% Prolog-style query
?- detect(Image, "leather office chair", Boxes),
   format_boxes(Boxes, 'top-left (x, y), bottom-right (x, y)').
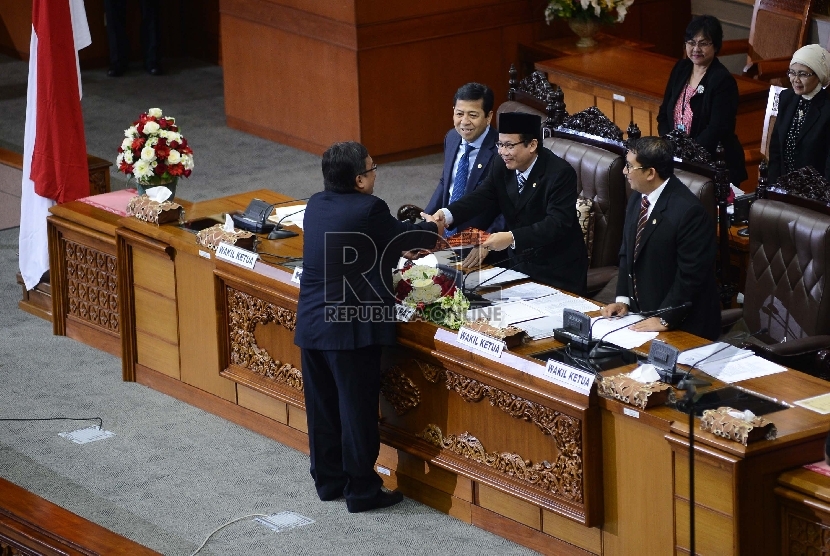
top-left (719, 0), bottom-right (814, 83)
top-left (722, 193), bottom-right (830, 377)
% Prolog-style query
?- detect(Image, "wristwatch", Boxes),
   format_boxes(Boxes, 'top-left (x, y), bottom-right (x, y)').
top-left (659, 317), bottom-right (669, 328)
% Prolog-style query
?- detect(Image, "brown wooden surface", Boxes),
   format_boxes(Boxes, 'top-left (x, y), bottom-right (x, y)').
top-left (776, 467), bottom-right (830, 555)
top-left (0, 477), bottom-right (160, 555)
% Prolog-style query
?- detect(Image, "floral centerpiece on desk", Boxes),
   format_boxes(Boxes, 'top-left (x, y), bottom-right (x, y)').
top-left (545, 0), bottom-right (636, 48)
top-left (116, 108), bottom-right (194, 198)
top-left (393, 264), bottom-right (469, 330)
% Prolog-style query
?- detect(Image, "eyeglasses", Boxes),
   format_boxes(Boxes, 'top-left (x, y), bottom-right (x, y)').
top-left (495, 141), bottom-right (528, 151)
top-left (623, 162), bottom-right (648, 172)
top-left (685, 39), bottom-right (713, 48)
top-left (356, 163), bottom-right (378, 176)
top-left (787, 70), bottom-right (816, 79)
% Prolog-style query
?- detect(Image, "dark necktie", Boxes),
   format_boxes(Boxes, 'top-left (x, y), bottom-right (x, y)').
top-left (445, 143), bottom-right (475, 237)
top-left (517, 173), bottom-right (527, 195)
top-left (633, 195), bottom-right (650, 301)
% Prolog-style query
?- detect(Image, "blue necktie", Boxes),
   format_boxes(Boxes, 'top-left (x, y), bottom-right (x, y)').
top-left (446, 143), bottom-right (474, 237)
top-left (517, 173), bottom-right (526, 195)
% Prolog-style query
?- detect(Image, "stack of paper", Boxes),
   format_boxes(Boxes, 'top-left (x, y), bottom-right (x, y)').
top-left (464, 268), bottom-right (529, 289)
top-left (268, 204), bottom-right (306, 229)
top-left (679, 342), bottom-right (786, 383)
top-left (589, 315), bottom-right (657, 349)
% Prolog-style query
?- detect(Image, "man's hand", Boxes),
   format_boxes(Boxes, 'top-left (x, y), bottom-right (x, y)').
top-left (482, 232), bottom-right (513, 252)
top-left (401, 248), bottom-right (432, 261)
top-left (628, 317), bottom-right (668, 333)
top-left (461, 245), bottom-right (489, 270)
top-left (421, 212), bottom-right (444, 237)
top-left (601, 302), bottom-right (629, 318)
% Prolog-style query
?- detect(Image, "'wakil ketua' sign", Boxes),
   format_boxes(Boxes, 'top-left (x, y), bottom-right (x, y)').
top-left (543, 359), bottom-right (595, 396)
top-left (456, 326), bottom-right (505, 358)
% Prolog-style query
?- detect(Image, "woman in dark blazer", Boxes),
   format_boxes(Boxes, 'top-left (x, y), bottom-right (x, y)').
top-left (767, 44), bottom-right (830, 183)
top-left (657, 15), bottom-right (747, 185)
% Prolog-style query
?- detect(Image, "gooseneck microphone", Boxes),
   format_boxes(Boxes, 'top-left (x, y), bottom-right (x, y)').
top-left (675, 327), bottom-right (769, 390)
top-left (267, 207), bottom-right (307, 240)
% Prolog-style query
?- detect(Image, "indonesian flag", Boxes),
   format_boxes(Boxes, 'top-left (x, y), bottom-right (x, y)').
top-left (19, 0), bottom-right (91, 290)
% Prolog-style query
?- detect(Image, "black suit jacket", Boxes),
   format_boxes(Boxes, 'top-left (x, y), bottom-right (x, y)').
top-left (424, 127), bottom-right (505, 233)
top-left (294, 191), bottom-right (437, 351)
top-left (767, 87), bottom-right (830, 183)
top-left (657, 57), bottom-right (748, 185)
top-left (616, 175), bottom-right (721, 340)
top-left (447, 146), bottom-right (588, 295)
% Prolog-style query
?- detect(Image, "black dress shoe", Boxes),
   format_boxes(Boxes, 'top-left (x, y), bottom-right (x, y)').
top-left (107, 65), bottom-right (125, 77)
top-left (146, 66), bottom-right (164, 76)
top-left (317, 483), bottom-right (347, 501)
top-left (346, 489), bottom-right (404, 513)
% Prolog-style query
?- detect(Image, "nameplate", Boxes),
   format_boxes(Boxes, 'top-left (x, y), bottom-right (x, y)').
top-left (291, 266), bottom-right (303, 284)
top-left (613, 93), bottom-right (626, 102)
top-left (457, 326), bottom-right (505, 358)
top-left (395, 303), bottom-right (416, 322)
top-left (216, 242), bottom-right (258, 270)
top-left (543, 360), bottom-right (595, 396)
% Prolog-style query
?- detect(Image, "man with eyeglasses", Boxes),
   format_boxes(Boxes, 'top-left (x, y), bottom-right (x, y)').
top-left (767, 44), bottom-right (830, 183)
top-left (601, 137), bottom-right (721, 340)
top-left (432, 112), bottom-right (588, 295)
top-left (295, 141), bottom-right (442, 513)
top-left (425, 83), bottom-right (504, 237)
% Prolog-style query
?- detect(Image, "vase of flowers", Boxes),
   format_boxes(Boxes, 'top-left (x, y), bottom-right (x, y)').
top-left (116, 108), bottom-right (194, 200)
top-left (545, 0), bottom-right (635, 48)
top-left (393, 264), bottom-right (469, 330)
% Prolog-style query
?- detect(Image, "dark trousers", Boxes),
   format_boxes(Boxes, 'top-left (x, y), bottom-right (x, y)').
top-left (300, 345), bottom-right (383, 503)
top-left (104, 0), bottom-right (161, 69)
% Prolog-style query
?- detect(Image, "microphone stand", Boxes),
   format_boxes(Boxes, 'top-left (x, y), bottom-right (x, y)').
top-left (267, 207), bottom-right (307, 239)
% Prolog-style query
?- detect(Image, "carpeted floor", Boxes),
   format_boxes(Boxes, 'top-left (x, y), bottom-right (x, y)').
top-left (0, 54), bottom-right (539, 555)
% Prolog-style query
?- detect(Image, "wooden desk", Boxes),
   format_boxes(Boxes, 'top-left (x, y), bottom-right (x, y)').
top-left (776, 467), bottom-right (830, 555)
top-left (45, 189), bottom-right (830, 555)
top-left (535, 47), bottom-right (770, 188)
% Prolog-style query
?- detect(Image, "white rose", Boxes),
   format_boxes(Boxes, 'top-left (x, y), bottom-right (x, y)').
top-left (148, 108), bottom-right (163, 118)
top-left (121, 137), bottom-right (132, 150)
top-left (140, 145), bottom-right (157, 162)
top-left (166, 132), bottom-right (182, 143)
top-left (133, 159), bottom-right (152, 179)
top-left (123, 150), bottom-right (134, 164)
top-left (125, 125), bottom-right (138, 138)
top-left (182, 154), bottom-right (194, 170)
top-left (142, 121), bottom-right (160, 135)
top-left (167, 150), bottom-right (181, 164)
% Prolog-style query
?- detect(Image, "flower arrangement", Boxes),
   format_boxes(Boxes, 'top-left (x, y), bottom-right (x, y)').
top-left (116, 108), bottom-right (194, 186)
top-left (393, 264), bottom-right (469, 330)
top-left (545, 0), bottom-right (635, 24)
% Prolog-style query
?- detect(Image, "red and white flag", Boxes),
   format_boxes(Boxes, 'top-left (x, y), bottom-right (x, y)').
top-left (19, 0), bottom-right (91, 290)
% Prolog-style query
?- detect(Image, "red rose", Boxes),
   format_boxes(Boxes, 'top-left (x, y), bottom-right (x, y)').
top-left (416, 302), bottom-right (426, 310)
top-left (395, 278), bottom-right (412, 302)
top-left (434, 274), bottom-right (455, 297)
top-left (154, 163), bottom-right (168, 175)
top-left (184, 169), bottom-right (191, 177)
top-left (159, 118), bottom-right (168, 129)
top-left (169, 140), bottom-right (179, 149)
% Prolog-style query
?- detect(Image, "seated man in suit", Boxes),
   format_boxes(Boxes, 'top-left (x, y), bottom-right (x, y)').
top-left (294, 141), bottom-right (441, 513)
top-left (433, 112), bottom-right (588, 295)
top-left (424, 82), bottom-right (504, 236)
top-left (601, 136), bottom-right (721, 340)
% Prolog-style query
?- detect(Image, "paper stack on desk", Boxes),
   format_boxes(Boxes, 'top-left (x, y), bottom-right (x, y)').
top-left (464, 268), bottom-right (529, 289)
top-left (590, 315), bottom-right (657, 349)
top-left (268, 205), bottom-right (306, 229)
top-left (679, 342), bottom-right (787, 383)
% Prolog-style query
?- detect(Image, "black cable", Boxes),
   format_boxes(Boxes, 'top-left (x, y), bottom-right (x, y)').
top-left (0, 417), bottom-right (104, 430)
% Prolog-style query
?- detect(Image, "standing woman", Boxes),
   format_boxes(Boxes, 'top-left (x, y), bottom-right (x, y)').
top-left (767, 44), bottom-right (830, 183)
top-left (657, 15), bottom-right (747, 186)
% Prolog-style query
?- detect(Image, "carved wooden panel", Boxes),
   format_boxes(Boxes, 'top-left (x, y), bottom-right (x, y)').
top-left (226, 286), bottom-right (303, 391)
top-left (380, 366), bottom-right (420, 416)
top-left (0, 541), bottom-right (25, 556)
top-left (784, 511), bottom-right (830, 555)
top-left (64, 239), bottom-right (119, 333)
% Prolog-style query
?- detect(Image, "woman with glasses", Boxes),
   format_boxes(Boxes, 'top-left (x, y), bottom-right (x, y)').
top-left (767, 44), bottom-right (830, 183)
top-left (657, 15), bottom-right (747, 186)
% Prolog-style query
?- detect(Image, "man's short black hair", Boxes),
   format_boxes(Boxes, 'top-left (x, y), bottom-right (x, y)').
top-left (685, 15), bottom-right (723, 54)
top-left (453, 82), bottom-right (494, 115)
top-left (322, 141), bottom-right (369, 193)
top-left (627, 136), bottom-right (675, 180)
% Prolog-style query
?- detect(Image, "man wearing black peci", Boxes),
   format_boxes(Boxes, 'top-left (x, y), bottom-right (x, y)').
top-left (294, 141), bottom-right (441, 512)
top-left (432, 112), bottom-right (588, 295)
top-left (601, 136), bottom-right (721, 340)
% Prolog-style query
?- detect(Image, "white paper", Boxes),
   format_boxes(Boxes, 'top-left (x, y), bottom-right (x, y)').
top-left (482, 282), bottom-right (560, 302)
top-left (678, 342), bottom-right (753, 366)
top-left (516, 315), bottom-right (561, 340)
top-left (269, 205), bottom-right (306, 229)
top-left (145, 185), bottom-right (172, 202)
top-left (223, 213), bottom-right (235, 232)
top-left (531, 292), bottom-right (599, 317)
top-left (590, 315), bottom-right (657, 349)
top-left (464, 268), bottom-right (529, 289)
top-left (702, 355), bottom-right (787, 383)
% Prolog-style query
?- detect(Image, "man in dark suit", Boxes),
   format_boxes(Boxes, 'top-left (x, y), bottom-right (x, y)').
top-left (294, 142), bottom-right (441, 512)
top-left (433, 112), bottom-right (588, 295)
top-left (601, 137), bottom-right (721, 340)
top-left (424, 82), bottom-right (504, 235)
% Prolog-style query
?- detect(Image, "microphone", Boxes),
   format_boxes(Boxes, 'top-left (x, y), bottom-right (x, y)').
top-left (586, 301), bottom-right (693, 361)
top-left (675, 327), bottom-right (769, 390)
top-left (267, 207), bottom-right (307, 239)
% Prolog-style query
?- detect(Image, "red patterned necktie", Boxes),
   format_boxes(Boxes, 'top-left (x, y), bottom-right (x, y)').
top-left (633, 195), bottom-right (650, 301)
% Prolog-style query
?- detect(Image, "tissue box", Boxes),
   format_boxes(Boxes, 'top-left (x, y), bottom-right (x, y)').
top-left (126, 194), bottom-right (182, 225)
top-left (465, 318), bottom-right (525, 348)
top-left (699, 406), bottom-right (777, 446)
top-left (195, 223), bottom-right (255, 251)
top-left (597, 374), bottom-right (674, 410)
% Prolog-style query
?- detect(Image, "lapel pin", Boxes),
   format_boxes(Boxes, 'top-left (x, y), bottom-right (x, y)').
top-left (533, 183), bottom-right (537, 187)
top-left (652, 218), bottom-right (657, 224)
top-left (477, 164), bottom-right (482, 168)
